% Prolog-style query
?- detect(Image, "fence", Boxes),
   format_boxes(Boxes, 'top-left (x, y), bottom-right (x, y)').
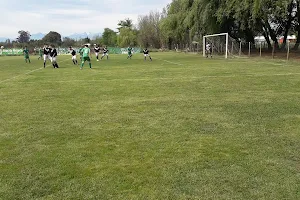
top-left (239, 41), bottom-right (299, 60)
top-left (167, 41), bottom-right (300, 61)
top-left (0, 49), bottom-right (23, 56)
top-left (0, 47), bottom-right (142, 56)
top-left (52, 47), bottom-right (142, 55)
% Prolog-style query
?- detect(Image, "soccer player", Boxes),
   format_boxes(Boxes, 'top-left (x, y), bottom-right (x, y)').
top-left (127, 46), bottom-right (133, 59)
top-left (79, 45), bottom-right (84, 61)
top-left (38, 48), bottom-right (43, 60)
top-left (69, 47), bottom-right (78, 65)
top-left (206, 43), bottom-right (212, 58)
top-left (94, 44), bottom-right (100, 61)
top-left (23, 46), bottom-right (30, 63)
top-left (49, 45), bottom-right (59, 68)
top-left (143, 48), bottom-right (152, 61)
top-left (43, 44), bottom-right (51, 68)
top-left (101, 46), bottom-right (109, 60)
top-left (80, 44), bottom-right (92, 70)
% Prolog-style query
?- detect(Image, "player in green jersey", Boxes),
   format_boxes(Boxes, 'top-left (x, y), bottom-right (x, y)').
top-left (79, 46), bottom-right (84, 61)
top-left (127, 46), bottom-right (133, 59)
top-left (80, 44), bottom-right (92, 70)
top-left (23, 46), bottom-right (30, 63)
top-left (38, 48), bottom-right (43, 60)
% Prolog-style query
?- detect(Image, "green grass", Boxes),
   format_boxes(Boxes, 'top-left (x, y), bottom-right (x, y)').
top-left (1, 53), bottom-right (300, 199)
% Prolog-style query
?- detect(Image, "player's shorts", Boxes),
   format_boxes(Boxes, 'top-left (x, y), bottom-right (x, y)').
top-left (72, 55), bottom-right (77, 60)
top-left (82, 57), bottom-right (91, 62)
top-left (51, 57), bottom-right (57, 62)
top-left (43, 54), bottom-right (51, 61)
top-left (128, 52), bottom-right (132, 55)
top-left (24, 55), bottom-right (30, 59)
top-left (144, 54), bottom-right (149, 57)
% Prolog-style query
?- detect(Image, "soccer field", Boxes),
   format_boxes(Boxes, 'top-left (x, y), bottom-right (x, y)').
top-left (1, 53), bottom-right (300, 199)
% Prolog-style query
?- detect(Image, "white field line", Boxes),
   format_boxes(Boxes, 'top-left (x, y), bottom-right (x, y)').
top-left (154, 57), bottom-right (184, 66)
top-left (0, 58), bottom-right (70, 84)
top-left (13, 72), bottom-right (300, 84)
top-left (157, 56), bottom-right (294, 67)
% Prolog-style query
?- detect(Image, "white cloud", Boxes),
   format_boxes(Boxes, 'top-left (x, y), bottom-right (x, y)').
top-left (0, 0), bottom-right (172, 38)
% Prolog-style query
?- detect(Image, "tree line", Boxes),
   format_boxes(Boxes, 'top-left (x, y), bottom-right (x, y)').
top-left (2, 0), bottom-right (300, 50)
top-left (157, 0), bottom-right (300, 50)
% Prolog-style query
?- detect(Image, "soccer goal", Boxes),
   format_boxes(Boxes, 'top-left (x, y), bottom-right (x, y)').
top-left (203, 33), bottom-right (242, 58)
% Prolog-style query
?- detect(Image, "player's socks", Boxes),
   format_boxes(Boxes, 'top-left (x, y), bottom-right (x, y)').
top-left (28, 59), bottom-right (31, 63)
top-left (55, 63), bottom-right (59, 68)
top-left (44, 62), bottom-right (46, 68)
top-left (150, 57), bottom-right (152, 61)
top-left (89, 63), bottom-right (92, 68)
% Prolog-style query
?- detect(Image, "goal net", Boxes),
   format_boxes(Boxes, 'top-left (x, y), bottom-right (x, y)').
top-left (203, 33), bottom-right (242, 58)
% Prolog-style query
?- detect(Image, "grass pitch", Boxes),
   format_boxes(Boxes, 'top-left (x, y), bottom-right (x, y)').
top-left (1, 53), bottom-right (300, 199)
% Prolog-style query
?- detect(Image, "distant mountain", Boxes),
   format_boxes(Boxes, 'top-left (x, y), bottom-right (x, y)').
top-left (65, 32), bottom-right (102, 40)
top-left (0, 32), bottom-right (103, 42)
top-left (0, 37), bottom-right (10, 42)
top-left (31, 33), bottom-right (45, 40)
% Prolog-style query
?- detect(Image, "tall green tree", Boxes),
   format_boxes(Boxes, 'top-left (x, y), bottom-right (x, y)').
top-left (117, 28), bottom-right (138, 47)
top-left (117, 18), bottom-right (133, 31)
top-left (138, 11), bottom-right (162, 48)
top-left (43, 31), bottom-right (62, 46)
top-left (102, 28), bottom-right (117, 46)
top-left (62, 37), bottom-right (76, 47)
top-left (17, 30), bottom-right (31, 43)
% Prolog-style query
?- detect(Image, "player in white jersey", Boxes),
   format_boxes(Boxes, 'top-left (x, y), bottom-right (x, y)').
top-left (101, 46), bottom-right (109, 60)
top-left (143, 48), bottom-right (152, 61)
top-left (206, 43), bottom-right (212, 58)
top-left (94, 45), bottom-right (100, 61)
top-left (49, 45), bottom-right (59, 68)
top-left (69, 47), bottom-right (78, 65)
top-left (43, 44), bottom-right (51, 68)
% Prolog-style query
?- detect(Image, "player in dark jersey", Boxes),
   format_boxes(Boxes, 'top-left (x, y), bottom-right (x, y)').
top-left (23, 46), bottom-right (31, 63)
top-left (101, 46), bottom-right (109, 60)
top-left (69, 47), bottom-right (78, 65)
top-left (49, 45), bottom-right (59, 68)
top-left (43, 44), bottom-right (51, 68)
top-left (94, 44), bottom-right (100, 61)
top-left (143, 48), bottom-right (152, 61)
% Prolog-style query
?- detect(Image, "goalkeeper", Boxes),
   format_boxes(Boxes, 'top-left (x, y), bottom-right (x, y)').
top-left (206, 43), bottom-right (212, 58)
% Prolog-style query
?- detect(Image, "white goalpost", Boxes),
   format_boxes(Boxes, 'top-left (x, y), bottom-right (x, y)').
top-left (203, 33), bottom-right (229, 59)
top-left (203, 33), bottom-right (243, 59)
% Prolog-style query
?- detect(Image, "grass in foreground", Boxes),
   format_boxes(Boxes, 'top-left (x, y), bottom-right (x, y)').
top-left (1, 53), bottom-right (300, 199)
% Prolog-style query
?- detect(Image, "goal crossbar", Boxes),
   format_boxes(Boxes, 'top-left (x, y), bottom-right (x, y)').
top-left (203, 33), bottom-right (229, 59)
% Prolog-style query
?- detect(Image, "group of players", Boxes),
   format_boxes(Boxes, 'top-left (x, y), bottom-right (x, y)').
top-left (24, 44), bottom-right (152, 70)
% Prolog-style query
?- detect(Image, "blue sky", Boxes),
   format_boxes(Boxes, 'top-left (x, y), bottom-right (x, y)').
top-left (0, 0), bottom-right (171, 38)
